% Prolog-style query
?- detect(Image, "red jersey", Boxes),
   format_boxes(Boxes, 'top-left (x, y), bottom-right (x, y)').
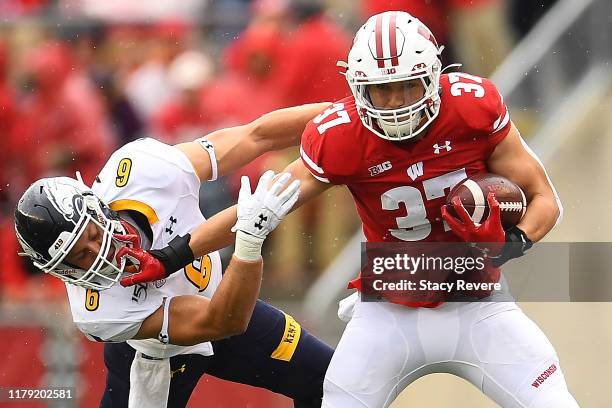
top-left (301, 73), bottom-right (510, 243)
top-left (300, 73), bottom-right (511, 305)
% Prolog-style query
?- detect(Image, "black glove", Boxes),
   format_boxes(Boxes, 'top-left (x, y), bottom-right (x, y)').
top-left (491, 226), bottom-right (533, 267)
top-left (149, 234), bottom-right (195, 274)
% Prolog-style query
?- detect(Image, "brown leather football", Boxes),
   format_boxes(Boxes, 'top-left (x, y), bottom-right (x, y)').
top-left (445, 173), bottom-right (527, 230)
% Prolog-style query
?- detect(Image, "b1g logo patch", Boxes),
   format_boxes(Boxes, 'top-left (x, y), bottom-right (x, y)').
top-left (184, 255), bottom-right (212, 292)
top-left (369, 161), bottom-right (392, 176)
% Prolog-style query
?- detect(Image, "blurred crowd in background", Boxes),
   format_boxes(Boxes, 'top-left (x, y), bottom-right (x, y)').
top-left (0, 0), bottom-right (558, 302)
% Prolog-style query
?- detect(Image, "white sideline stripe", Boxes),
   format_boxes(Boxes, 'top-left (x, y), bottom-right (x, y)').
top-left (300, 146), bottom-right (325, 174)
top-left (462, 179), bottom-right (485, 224)
top-left (492, 0), bottom-right (594, 96)
top-left (530, 65), bottom-right (611, 162)
top-left (527, 64), bottom-right (611, 228)
top-left (303, 230), bottom-right (365, 320)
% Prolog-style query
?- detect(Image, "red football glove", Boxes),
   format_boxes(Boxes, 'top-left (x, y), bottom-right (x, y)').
top-left (441, 192), bottom-right (505, 256)
top-left (117, 246), bottom-right (167, 287)
top-left (114, 233), bottom-right (141, 248)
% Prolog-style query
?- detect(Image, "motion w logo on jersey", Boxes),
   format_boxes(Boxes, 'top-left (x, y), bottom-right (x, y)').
top-left (407, 162), bottom-right (424, 181)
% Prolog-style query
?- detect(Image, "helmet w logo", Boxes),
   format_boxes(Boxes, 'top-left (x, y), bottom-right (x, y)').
top-left (417, 25), bottom-right (439, 49)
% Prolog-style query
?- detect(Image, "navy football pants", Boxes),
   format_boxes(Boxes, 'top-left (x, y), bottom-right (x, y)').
top-left (100, 300), bottom-right (334, 407)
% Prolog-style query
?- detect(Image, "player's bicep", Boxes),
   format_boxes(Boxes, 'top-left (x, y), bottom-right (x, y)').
top-left (134, 295), bottom-right (225, 345)
top-left (487, 123), bottom-right (555, 201)
top-left (283, 158), bottom-right (331, 210)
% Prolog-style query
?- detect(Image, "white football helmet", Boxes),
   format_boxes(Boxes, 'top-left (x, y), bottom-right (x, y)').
top-left (341, 11), bottom-right (443, 141)
top-left (14, 177), bottom-right (129, 290)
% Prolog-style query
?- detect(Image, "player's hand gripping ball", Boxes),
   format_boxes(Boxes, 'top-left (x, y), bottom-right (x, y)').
top-left (441, 174), bottom-right (527, 257)
top-left (444, 174), bottom-right (527, 229)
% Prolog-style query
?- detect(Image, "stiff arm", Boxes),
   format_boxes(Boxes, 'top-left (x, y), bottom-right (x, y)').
top-left (186, 157), bottom-right (330, 257)
top-left (175, 103), bottom-right (331, 182)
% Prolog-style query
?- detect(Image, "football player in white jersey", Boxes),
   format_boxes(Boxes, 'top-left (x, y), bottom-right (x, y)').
top-left (14, 104), bottom-right (334, 407)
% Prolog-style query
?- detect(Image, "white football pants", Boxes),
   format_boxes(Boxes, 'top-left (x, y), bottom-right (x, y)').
top-left (323, 299), bottom-right (579, 408)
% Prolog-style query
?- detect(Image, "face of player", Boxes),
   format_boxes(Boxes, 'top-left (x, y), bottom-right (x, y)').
top-left (64, 221), bottom-right (114, 270)
top-left (367, 79), bottom-right (425, 110)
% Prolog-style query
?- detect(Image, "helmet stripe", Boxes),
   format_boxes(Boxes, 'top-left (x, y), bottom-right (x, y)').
top-left (389, 12), bottom-right (399, 66)
top-left (375, 14), bottom-right (385, 68)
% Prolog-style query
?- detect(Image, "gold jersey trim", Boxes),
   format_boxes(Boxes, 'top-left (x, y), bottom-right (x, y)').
top-left (109, 199), bottom-right (159, 225)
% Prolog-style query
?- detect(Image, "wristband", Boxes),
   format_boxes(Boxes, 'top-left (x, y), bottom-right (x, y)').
top-left (196, 138), bottom-right (218, 181)
top-left (491, 226), bottom-right (533, 267)
top-left (149, 234), bottom-right (195, 275)
top-left (234, 230), bottom-right (265, 262)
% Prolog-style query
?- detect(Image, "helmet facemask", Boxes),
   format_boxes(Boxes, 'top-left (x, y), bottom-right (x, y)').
top-left (347, 61), bottom-right (441, 141)
top-left (16, 178), bottom-right (129, 291)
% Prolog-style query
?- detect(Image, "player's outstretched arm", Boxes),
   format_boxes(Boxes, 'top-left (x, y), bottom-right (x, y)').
top-left (175, 102), bottom-right (331, 182)
top-left (185, 157), bottom-right (331, 257)
top-left (181, 157), bottom-right (331, 259)
top-left (130, 171), bottom-right (301, 344)
top-left (487, 122), bottom-right (561, 242)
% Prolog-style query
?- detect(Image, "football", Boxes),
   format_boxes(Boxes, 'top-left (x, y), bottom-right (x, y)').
top-left (445, 173), bottom-right (527, 230)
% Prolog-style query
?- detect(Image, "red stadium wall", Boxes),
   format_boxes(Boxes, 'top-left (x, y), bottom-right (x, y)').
top-left (1, 336), bottom-right (291, 407)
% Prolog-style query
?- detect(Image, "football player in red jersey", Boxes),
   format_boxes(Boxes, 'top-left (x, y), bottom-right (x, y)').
top-left (119, 11), bottom-right (579, 407)
top-left (286, 11), bottom-right (578, 407)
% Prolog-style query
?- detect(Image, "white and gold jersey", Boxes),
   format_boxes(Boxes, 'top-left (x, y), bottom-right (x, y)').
top-left (65, 138), bottom-right (222, 356)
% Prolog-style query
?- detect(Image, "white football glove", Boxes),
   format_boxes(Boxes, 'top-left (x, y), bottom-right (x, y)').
top-left (231, 170), bottom-right (300, 240)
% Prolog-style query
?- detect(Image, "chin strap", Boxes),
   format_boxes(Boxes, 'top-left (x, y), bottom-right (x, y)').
top-left (441, 63), bottom-right (462, 74)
